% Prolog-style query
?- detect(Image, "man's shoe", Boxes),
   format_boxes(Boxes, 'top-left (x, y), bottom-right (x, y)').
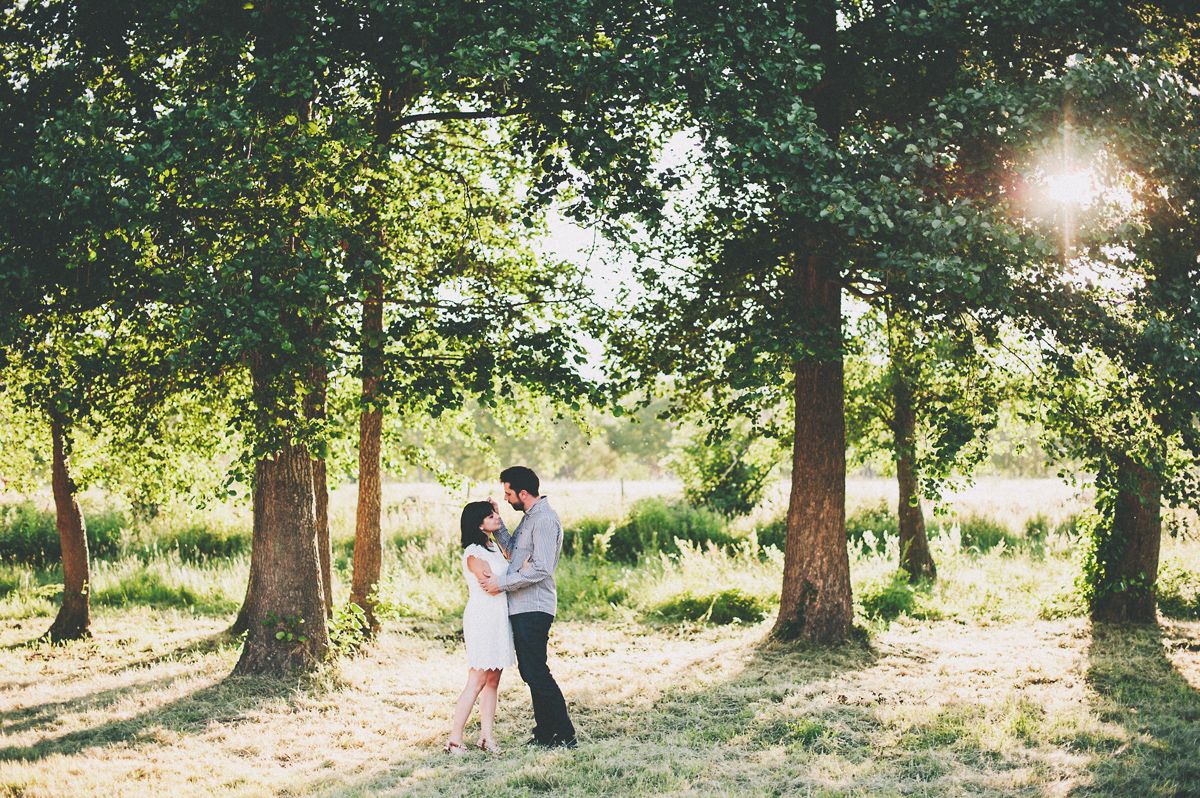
top-left (556, 738), bottom-right (578, 749)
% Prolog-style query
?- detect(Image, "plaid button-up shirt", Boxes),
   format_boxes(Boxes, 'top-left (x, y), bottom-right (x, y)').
top-left (496, 496), bottom-right (563, 616)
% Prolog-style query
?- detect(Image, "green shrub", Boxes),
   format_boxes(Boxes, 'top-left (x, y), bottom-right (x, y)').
top-left (1024, 513), bottom-right (1051, 540)
top-left (605, 498), bottom-right (736, 563)
top-left (562, 517), bottom-right (616, 557)
top-left (846, 501), bottom-right (897, 554)
top-left (1157, 559), bottom-right (1200, 620)
top-left (1055, 513), bottom-right (1081, 538)
top-left (555, 559), bottom-right (630, 616)
top-left (151, 522), bottom-right (249, 562)
top-left (856, 569), bottom-right (938, 621)
top-left (92, 569), bottom-right (199, 609)
top-left (0, 566), bottom-right (22, 598)
top-left (0, 501), bottom-right (126, 566)
top-left (755, 503), bottom-right (900, 556)
top-left (655, 588), bottom-right (766, 625)
top-left (959, 513), bottom-right (1015, 553)
top-left (674, 432), bottom-right (777, 518)
top-left (755, 517), bottom-right (787, 551)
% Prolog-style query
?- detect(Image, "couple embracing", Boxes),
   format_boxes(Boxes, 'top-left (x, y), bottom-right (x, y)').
top-left (443, 466), bottom-right (577, 754)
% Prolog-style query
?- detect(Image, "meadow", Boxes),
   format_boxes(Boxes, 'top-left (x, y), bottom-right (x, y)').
top-left (1, 478), bottom-right (1199, 797)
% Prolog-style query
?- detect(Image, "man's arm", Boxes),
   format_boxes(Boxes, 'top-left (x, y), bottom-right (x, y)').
top-left (490, 497), bottom-right (513, 556)
top-left (496, 513), bottom-right (557, 592)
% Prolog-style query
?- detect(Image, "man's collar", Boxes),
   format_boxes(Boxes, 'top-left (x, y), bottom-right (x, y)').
top-left (523, 495), bottom-right (546, 515)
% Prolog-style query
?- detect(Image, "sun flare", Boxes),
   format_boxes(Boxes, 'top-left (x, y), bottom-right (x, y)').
top-left (1042, 168), bottom-right (1098, 207)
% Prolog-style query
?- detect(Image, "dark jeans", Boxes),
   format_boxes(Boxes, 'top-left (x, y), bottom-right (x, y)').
top-left (509, 611), bottom-right (575, 745)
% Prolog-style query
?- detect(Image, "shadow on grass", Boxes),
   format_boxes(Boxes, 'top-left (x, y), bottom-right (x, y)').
top-left (295, 619), bottom-right (1200, 798)
top-left (0, 671), bottom-right (308, 763)
top-left (111, 629), bottom-right (243, 674)
top-left (1080, 620), bottom-right (1200, 797)
top-left (0, 627), bottom-right (306, 766)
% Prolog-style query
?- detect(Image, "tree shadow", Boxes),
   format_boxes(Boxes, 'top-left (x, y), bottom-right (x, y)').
top-left (111, 629), bottom-right (242, 674)
top-left (0, 669), bottom-right (300, 763)
top-left (293, 619), bottom-right (1200, 798)
top-left (1077, 619), bottom-right (1200, 796)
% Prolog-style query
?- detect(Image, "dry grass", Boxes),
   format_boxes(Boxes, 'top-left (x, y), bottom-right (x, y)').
top-left (2, 611), bottom-right (1198, 797)
top-left (2, 479), bottom-right (1200, 798)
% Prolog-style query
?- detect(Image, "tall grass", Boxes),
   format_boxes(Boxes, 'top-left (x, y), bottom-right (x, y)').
top-left (2, 479), bottom-right (1197, 633)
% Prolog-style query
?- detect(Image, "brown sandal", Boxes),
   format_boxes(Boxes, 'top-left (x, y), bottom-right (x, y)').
top-left (478, 738), bottom-right (501, 753)
top-left (442, 741), bottom-right (468, 755)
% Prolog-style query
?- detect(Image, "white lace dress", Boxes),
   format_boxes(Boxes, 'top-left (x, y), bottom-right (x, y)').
top-left (462, 543), bottom-right (516, 670)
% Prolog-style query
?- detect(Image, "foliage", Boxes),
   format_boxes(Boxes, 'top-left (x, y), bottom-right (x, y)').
top-left (845, 306), bottom-right (1005, 501)
top-left (0, 501), bottom-right (125, 566)
top-left (327, 602), bottom-right (369, 654)
top-left (654, 588), bottom-right (766, 625)
top-left (673, 427), bottom-right (780, 518)
top-left (845, 502), bottom-right (900, 555)
top-left (855, 570), bottom-right (939, 622)
top-left (1155, 559), bottom-right (1200, 621)
top-left (604, 498), bottom-right (735, 564)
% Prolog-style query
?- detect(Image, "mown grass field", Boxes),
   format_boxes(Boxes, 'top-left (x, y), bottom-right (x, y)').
top-left (1, 478), bottom-right (1199, 797)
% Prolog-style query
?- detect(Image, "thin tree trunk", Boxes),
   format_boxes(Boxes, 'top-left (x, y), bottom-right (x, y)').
top-left (314, 457), bottom-right (332, 620)
top-left (890, 314), bottom-right (936, 582)
top-left (350, 274), bottom-right (384, 635)
top-left (307, 363), bottom-right (333, 620)
top-left (772, 245), bottom-right (853, 644)
top-left (45, 417), bottom-right (90, 643)
top-left (1091, 459), bottom-right (1161, 624)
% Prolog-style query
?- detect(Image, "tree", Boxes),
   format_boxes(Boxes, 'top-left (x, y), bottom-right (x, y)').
top-left (0, 0), bottom-right (186, 641)
top-left (128, 0), bottom-right (710, 669)
top-left (845, 303), bottom-right (1004, 580)
top-left (600, 0), bottom-right (1156, 642)
top-left (1020, 47), bottom-right (1200, 623)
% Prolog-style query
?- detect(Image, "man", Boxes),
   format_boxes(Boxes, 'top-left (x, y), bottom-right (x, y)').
top-left (479, 465), bottom-right (577, 748)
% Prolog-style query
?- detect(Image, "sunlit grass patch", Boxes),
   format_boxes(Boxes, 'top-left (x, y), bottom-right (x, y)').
top-left (90, 554), bottom-right (246, 614)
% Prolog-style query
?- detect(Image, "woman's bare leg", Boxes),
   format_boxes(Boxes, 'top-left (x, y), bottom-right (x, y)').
top-left (478, 669), bottom-right (502, 745)
top-left (449, 668), bottom-right (488, 746)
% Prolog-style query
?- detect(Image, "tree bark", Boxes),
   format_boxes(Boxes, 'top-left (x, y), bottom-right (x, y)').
top-left (314, 457), bottom-right (333, 620)
top-left (890, 315), bottom-right (936, 582)
top-left (772, 246), bottom-right (853, 644)
top-left (45, 417), bottom-right (90, 643)
top-left (229, 568), bottom-right (253, 636)
top-left (234, 434), bottom-right (330, 673)
top-left (1091, 459), bottom-right (1161, 624)
top-left (306, 363), bottom-right (333, 620)
top-left (350, 273), bottom-right (384, 635)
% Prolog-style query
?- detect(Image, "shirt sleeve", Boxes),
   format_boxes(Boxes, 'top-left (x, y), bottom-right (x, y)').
top-left (497, 512), bottom-right (557, 592)
top-left (494, 518), bottom-right (512, 557)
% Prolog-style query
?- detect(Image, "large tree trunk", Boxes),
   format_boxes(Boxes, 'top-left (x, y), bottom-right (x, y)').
top-left (349, 274), bottom-right (384, 635)
top-left (772, 246), bottom-right (853, 644)
top-left (45, 418), bottom-right (90, 643)
top-left (1091, 459), bottom-right (1161, 624)
top-left (890, 314), bottom-right (936, 582)
top-left (234, 436), bottom-right (330, 673)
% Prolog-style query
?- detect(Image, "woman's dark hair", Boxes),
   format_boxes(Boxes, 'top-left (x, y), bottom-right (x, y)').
top-left (499, 465), bottom-right (539, 497)
top-left (460, 501), bottom-right (493, 549)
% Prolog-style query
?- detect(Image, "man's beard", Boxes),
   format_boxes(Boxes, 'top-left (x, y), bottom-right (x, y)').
top-left (508, 499), bottom-right (526, 511)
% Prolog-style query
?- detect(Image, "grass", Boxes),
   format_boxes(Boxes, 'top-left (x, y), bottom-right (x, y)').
top-left (0, 478), bottom-right (1199, 797)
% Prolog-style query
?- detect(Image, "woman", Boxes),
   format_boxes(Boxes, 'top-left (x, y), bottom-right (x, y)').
top-left (444, 500), bottom-right (516, 754)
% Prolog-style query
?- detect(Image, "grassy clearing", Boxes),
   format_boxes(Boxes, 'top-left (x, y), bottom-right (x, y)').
top-left (1, 479), bottom-right (1199, 797)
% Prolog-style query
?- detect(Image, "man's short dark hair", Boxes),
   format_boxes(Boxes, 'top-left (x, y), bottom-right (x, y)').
top-left (500, 465), bottom-right (539, 497)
